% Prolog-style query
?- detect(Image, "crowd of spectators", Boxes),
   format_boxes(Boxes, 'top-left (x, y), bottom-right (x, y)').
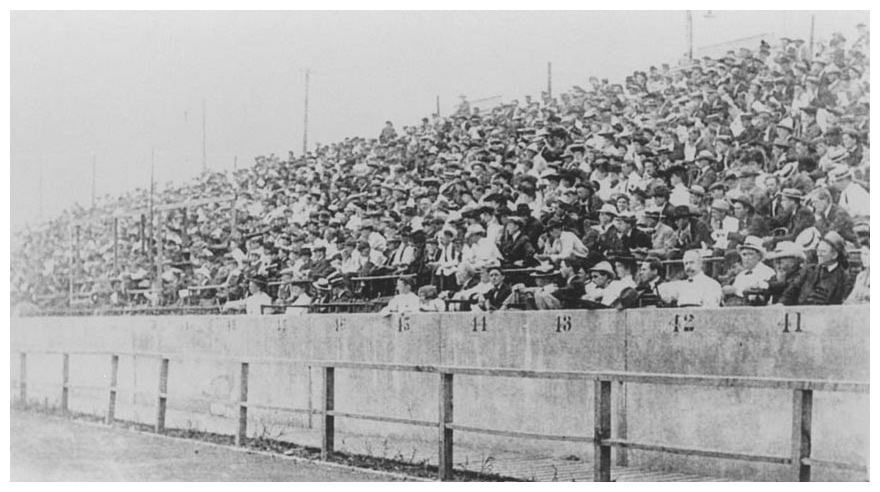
top-left (11, 27), bottom-right (871, 316)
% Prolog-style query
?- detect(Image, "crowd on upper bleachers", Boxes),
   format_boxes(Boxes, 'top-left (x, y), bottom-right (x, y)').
top-left (11, 25), bottom-right (871, 315)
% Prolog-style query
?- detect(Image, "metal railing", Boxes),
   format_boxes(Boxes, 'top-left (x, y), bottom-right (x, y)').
top-left (11, 348), bottom-right (869, 481)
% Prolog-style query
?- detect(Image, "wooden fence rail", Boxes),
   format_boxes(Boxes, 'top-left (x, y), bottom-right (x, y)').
top-left (11, 351), bottom-right (869, 482)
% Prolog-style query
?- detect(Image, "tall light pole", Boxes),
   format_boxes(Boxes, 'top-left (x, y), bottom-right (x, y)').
top-left (686, 11), bottom-right (694, 62)
top-left (302, 68), bottom-right (311, 156)
top-left (91, 154), bottom-right (96, 209)
top-left (202, 98), bottom-right (207, 171)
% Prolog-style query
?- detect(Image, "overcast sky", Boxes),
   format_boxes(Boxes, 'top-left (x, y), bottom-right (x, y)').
top-left (10, 10), bottom-right (869, 229)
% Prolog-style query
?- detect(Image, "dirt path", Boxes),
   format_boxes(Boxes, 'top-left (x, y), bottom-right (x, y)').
top-left (11, 410), bottom-right (400, 481)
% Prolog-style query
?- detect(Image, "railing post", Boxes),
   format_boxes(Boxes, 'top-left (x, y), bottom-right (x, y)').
top-left (61, 353), bottom-right (70, 413)
top-left (321, 366), bottom-right (335, 459)
top-left (307, 365), bottom-right (313, 429)
top-left (19, 352), bottom-right (27, 403)
top-left (155, 358), bottom-right (169, 433)
top-left (438, 372), bottom-right (454, 481)
top-left (236, 362), bottom-right (249, 446)
top-left (615, 380), bottom-right (628, 467)
top-left (791, 389), bottom-right (813, 481)
top-left (106, 354), bottom-right (119, 424)
top-left (593, 379), bottom-right (612, 482)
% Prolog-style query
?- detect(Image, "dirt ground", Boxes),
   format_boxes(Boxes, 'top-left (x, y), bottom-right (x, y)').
top-left (10, 410), bottom-right (400, 481)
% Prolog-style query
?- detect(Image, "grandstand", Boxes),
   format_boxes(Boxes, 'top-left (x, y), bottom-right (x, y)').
top-left (11, 25), bottom-right (870, 316)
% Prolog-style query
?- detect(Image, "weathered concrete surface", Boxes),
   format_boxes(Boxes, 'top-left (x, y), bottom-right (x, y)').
top-left (10, 305), bottom-right (869, 481)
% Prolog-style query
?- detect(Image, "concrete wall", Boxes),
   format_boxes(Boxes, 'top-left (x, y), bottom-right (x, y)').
top-left (10, 305), bottom-right (869, 481)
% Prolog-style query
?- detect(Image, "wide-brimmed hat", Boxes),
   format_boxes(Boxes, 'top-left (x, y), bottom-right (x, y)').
top-left (588, 261), bottom-right (617, 279)
top-left (737, 236), bottom-right (766, 257)
top-left (615, 210), bottom-right (637, 223)
top-left (710, 199), bottom-right (731, 212)
top-left (766, 241), bottom-right (806, 261)
top-left (670, 205), bottom-right (701, 219)
top-left (729, 195), bottom-right (755, 212)
top-left (821, 231), bottom-right (848, 258)
top-left (777, 188), bottom-right (804, 201)
top-left (828, 165), bottom-right (853, 182)
top-left (598, 204), bottom-right (619, 216)
top-left (695, 150), bottom-right (716, 162)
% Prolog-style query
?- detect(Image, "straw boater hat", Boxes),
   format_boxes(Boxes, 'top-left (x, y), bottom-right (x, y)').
top-left (736, 236), bottom-right (766, 258)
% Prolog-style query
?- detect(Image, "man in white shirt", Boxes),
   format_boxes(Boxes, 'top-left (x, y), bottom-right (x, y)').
top-left (539, 219), bottom-right (589, 262)
top-left (722, 236), bottom-right (775, 305)
top-left (283, 279), bottom-right (312, 315)
top-left (222, 277), bottom-right (273, 315)
top-left (829, 165), bottom-right (870, 219)
top-left (461, 225), bottom-right (503, 271)
top-left (380, 276), bottom-right (420, 315)
top-left (658, 249), bottom-right (723, 307)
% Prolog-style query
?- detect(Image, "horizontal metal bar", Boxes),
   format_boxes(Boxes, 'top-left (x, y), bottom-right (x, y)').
top-left (318, 361), bottom-right (441, 374)
top-left (439, 367), bottom-right (587, 380)
top-left (801, 457), bottom-right (869, 473)
top-left (446, 423), bottom-right (593, 443)
top-left (244, 402), bottom-right (317, 415)
top-left (604, 438), bottom-right (790, 465)
top-left (603, 372), bottom-right (870, 393)
top-left (10, 350), bottom-right (870, 394)
top-left (328, 410), bottom-right (436, 428)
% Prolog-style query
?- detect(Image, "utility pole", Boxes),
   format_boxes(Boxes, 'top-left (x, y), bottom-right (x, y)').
top-left (38, 161), bottom-right (43, 220)
top-left (547, 62), bottom-right (552, 98)
top-left (302, 68), bottom-right (311, 156)
top-left (686, 11), bottom-right (694, 62)
top-left (436, 96), bottom-right (440, 117)
top-left (809, 14), bottom-right (816, 60)
top-left (149, 148), bottom-right (155, 264)
top-left (202, 98), bottom-right (207, 171)
top-left (91, 154), bottom-right (96, 209)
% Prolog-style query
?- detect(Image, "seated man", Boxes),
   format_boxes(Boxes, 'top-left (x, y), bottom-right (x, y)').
top-left (506, 269), bottom-right (560, 310)
top-left (477, 266), bottom-right (513, 312)
top-left (582, 261), bottom-right (617, 308)
top-left (780, 231), bottom-right (854, 305)
top-left (379, 276), bottom-right (420, 315)
top-left (221, 276), bottom-right (273, 315)
top-left (765, 241), bottom-right (806, 304)
top-left (635, 256), bottom-right (665, 307)
top-left (657, 249), bottom-right (723, 307)
top-left (289, 277), bottom-right (314, 314)
top-left (721, 236), bottom-right (775, 306)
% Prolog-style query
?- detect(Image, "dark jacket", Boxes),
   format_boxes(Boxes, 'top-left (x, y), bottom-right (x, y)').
top-left (814, 204), bottom-right (857, 245)
top-left (500, 232), bottom-right (537, 267)
top-left (552, 274), bottom-right (586, 309)
top-left (674, 218), bottom-right (714, 252)
top-left (767, 206), bottom-right (815, 247)
top-left (618, 228), bottom-right (652, 255)
top-left (484, 282), bottom-right (513, 311)
top-left (780, 263), bottom-right (852, 306)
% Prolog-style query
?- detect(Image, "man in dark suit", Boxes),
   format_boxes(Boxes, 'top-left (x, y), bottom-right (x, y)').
top-left (479, 266), bottom-right (513, 311)
top-left (499, 216), bottom-right (537, 268)
top-left (613, 211), bottom-right (652, 256)
top-left (809, 188), bottom-right (857, 245)
top-left (765, 188), bottom-right (815, 249)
